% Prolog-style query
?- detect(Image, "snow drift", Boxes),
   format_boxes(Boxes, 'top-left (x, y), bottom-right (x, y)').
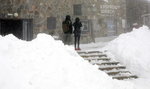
top-left (0, 34), bottom-right (133, 89)
top-left (105, 25), bottom-right (150, 78)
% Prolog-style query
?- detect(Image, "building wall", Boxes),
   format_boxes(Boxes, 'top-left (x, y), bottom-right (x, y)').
top-left (126, 0), bottom-right (150, 31)
top-left (0, 0), bottom-right (126, 43)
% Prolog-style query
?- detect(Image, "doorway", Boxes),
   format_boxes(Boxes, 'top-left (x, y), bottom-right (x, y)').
top-left (0, 19), bottom-right (33, 41)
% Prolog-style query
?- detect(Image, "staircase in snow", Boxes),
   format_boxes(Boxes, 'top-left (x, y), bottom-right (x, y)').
top-left (78, 51), bottom-right (138, 80)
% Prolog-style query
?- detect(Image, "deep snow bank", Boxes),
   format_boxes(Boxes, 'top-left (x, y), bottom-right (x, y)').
top-left (0, 34), bottom-right (133, 89)
top-left (105, 25), bottom-right (150, 78)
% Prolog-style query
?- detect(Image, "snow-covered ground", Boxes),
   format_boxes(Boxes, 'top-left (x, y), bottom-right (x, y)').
top-left (0, 25), bottom-right (150, 89)
top-left (81, 25), bottom-right (150, 89)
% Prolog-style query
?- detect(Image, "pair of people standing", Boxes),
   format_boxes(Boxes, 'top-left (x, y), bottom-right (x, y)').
top-left (62, 15), bottom-right (82, 50)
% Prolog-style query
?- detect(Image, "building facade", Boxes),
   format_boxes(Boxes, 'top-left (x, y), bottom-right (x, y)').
top-left (0, 0), bottom-right (126, 43)
top-left (126, 0), bottom-right (150, 31)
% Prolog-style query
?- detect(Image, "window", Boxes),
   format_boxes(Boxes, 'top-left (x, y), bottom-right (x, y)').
top-left (73, 4), bottom-right (82, 15)
top-left (47, 17), bottom-right (56, 30)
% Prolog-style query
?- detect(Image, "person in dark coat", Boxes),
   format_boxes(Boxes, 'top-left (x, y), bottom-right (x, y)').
top-left (73, 17), bottom-right (82, 50)
top-left (62, 15), bottom-right (73, 45)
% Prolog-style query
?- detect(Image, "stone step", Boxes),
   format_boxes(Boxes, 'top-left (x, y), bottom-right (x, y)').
top-left (81, 54), bottom-right (107, 58)
top-left (97, 58), bottom-right (111, 61)
top-left (86, 51), bottom-right (102, 54)
top-left (107, 71), bottom-right (131, 76)
top-left (78, 50), bottom-right (138, 80)
top-left (77, 51), bottom-right (87, 54)
top-left (99, 66), bottom-right (126, 71)
top-left (78, 51), bottom-right (102, 54)
top-left (112, 75), bottom-right (138, 80)
top-left (85, 58), bottom-right (111, 62)
top-left (95, 62), bottom-right (120, 65)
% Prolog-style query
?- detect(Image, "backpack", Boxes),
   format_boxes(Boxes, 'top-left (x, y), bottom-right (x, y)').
top-left (62, 21), bottom-right (69, 33)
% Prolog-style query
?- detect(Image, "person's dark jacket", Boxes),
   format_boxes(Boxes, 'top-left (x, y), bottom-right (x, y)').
top-left (73, 18), bottom-right (82, 36)
top-left (62, 15), bottom-right (73, 34)
top-left (62, 20), bottom-right (72, 34)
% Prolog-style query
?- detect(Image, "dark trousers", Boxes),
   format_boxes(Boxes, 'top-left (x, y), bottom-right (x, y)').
top-left (74, 35), bottom-right (80, 49)
top-left (63, 34), bottom-right (72, 45)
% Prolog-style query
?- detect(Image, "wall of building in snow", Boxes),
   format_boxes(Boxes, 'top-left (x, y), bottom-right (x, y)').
top-left (0, 0), bottom-right (126, 43)
top-left (126, 0), bottom-right (150, 31)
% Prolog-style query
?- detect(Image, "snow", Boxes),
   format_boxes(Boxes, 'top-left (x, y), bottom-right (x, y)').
top-left (105, 25), bottom-right (150, 77)
top-left (81, 25), bottom-right (150, 89)
top-left (0, 33), bottom-right (133, 89)
top-left (0, 25), bottom-right (150, 89)
top-left (104, 25), bottom-right (150, 88)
